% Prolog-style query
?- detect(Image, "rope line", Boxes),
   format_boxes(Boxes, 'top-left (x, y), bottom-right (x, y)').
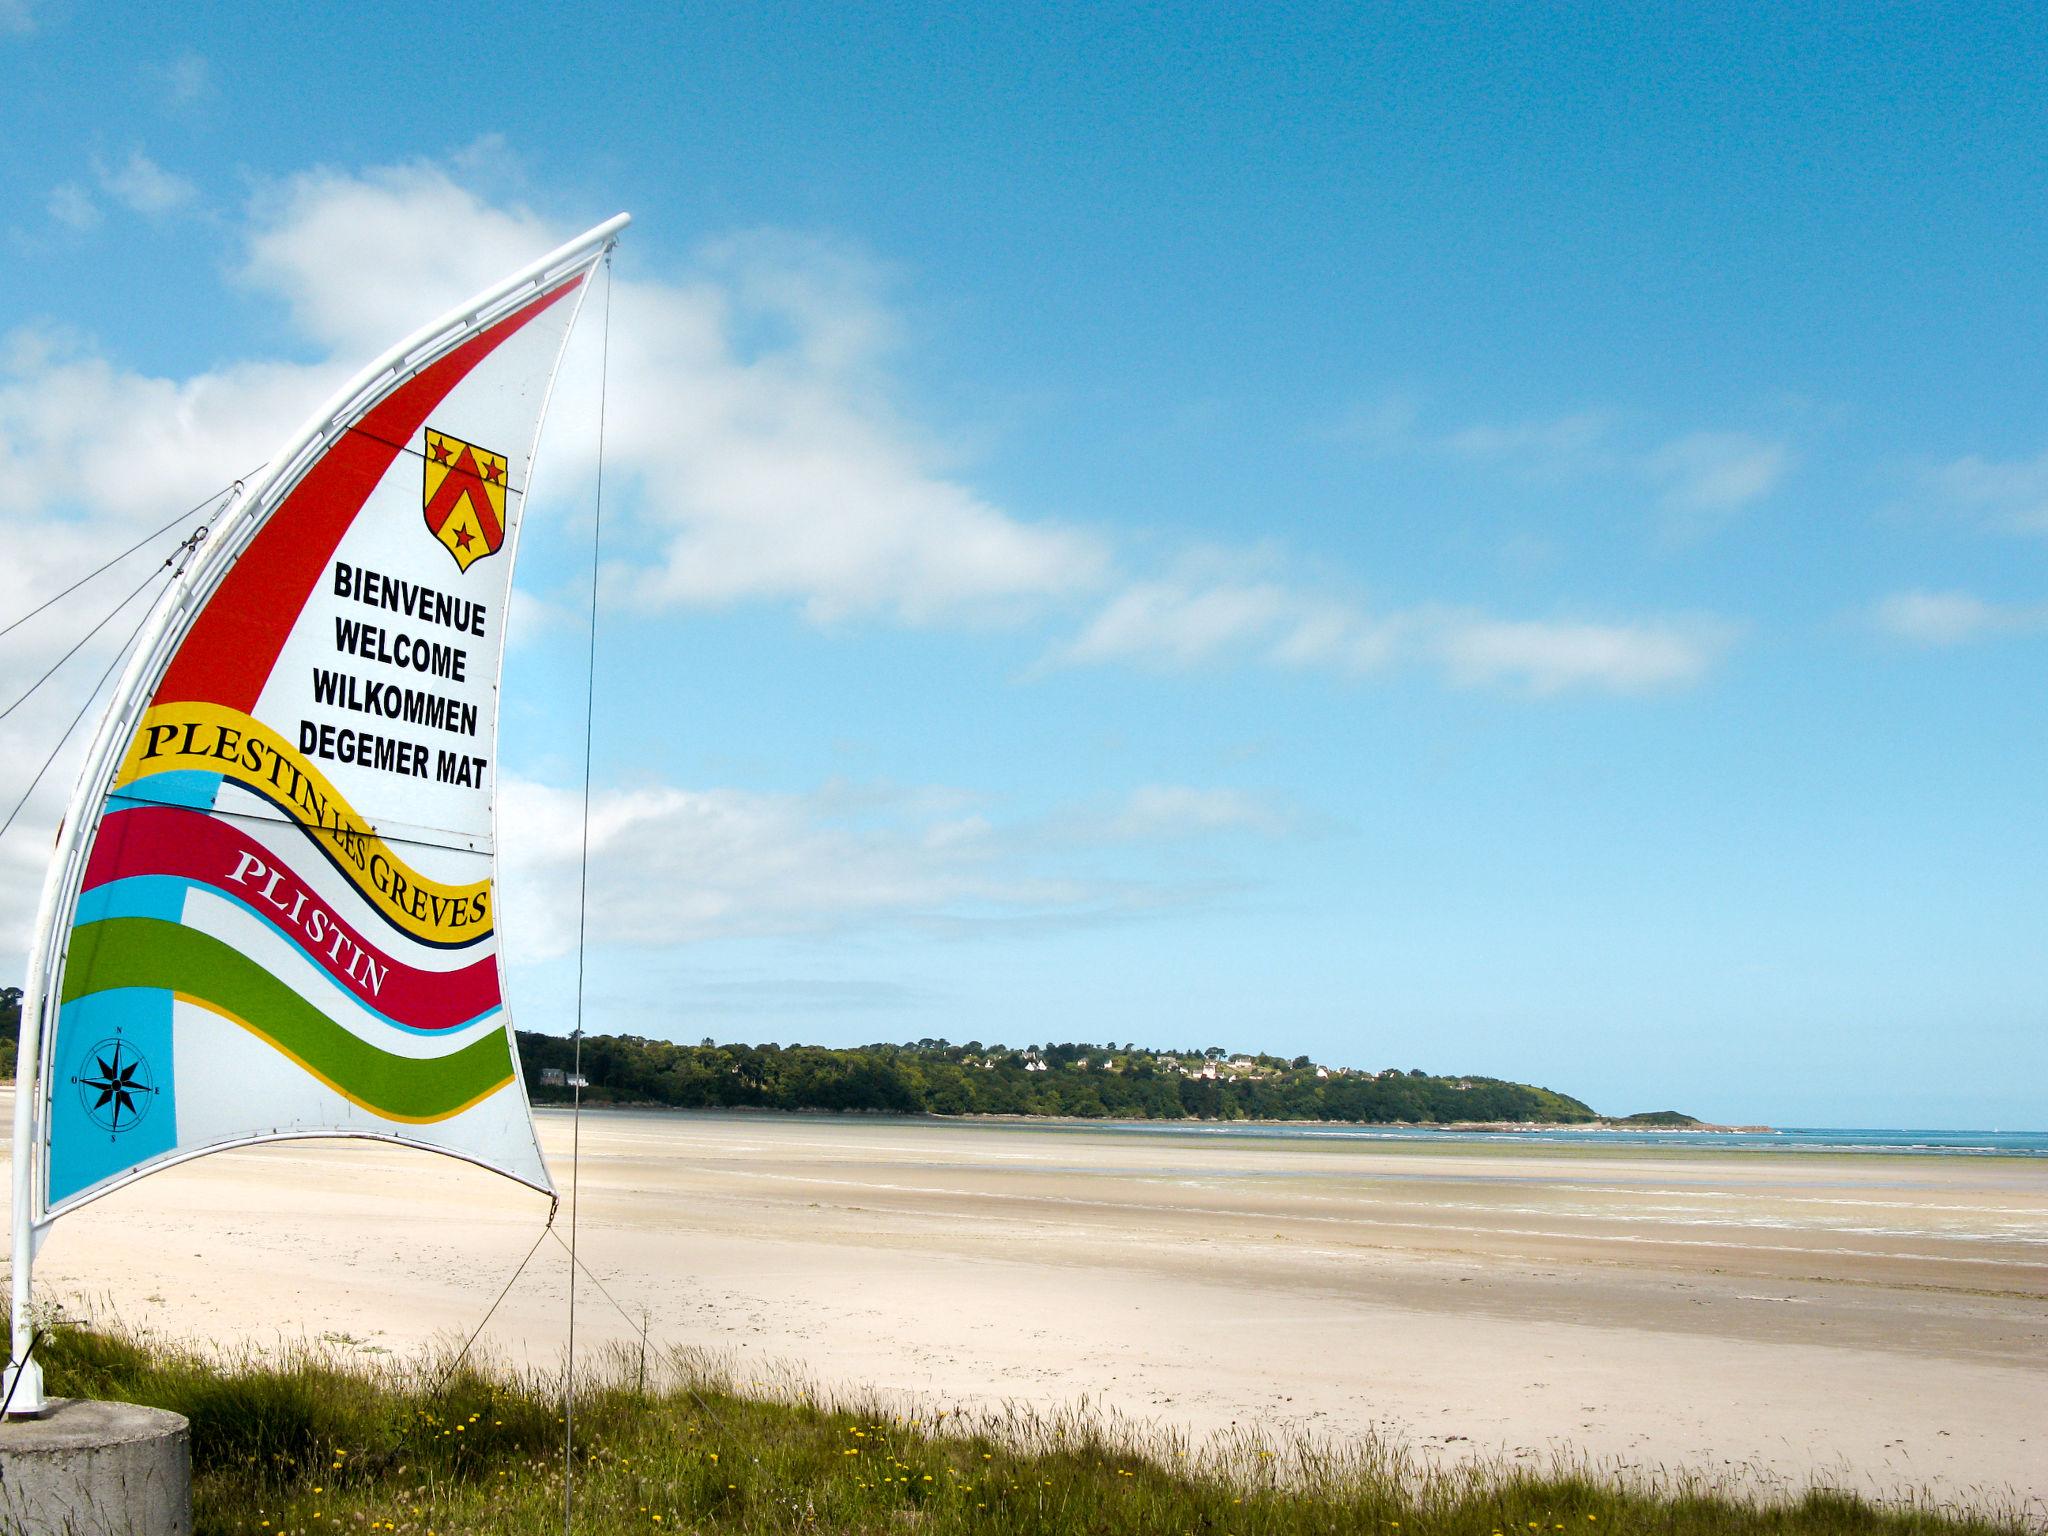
top-left (544, 1227), bottom-right (753, 1454)
top-left (563, 245), bottom-right (614, 1536)
top-left (547, 1226), bottom-right (643, 1336)
top-left (0, 564), bottom-right (169, 725)
top-left (430, 1213), bottom-right (557, 1398)
top-left (0, 472), bottom-right (253, 641)
top-left (0, 564), bottom-right (178, 845)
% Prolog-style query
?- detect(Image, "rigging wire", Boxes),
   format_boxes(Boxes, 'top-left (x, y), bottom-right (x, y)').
top-left (0, 563), bottom-right (173, 725)
top-left (0, 565), bottom-right (174, 845)
top-left (545, 1227), bottom-right (753, 1454)
top-left (0, 471), bottom-right (254, 642)
top-left (564, 247), bottom-right (614, 1536)
top-left (429, 1211), bottom-right (557, 1398)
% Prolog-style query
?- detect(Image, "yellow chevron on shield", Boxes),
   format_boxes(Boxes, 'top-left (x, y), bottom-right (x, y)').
top-left (422, 428), bottom-right (509, 573)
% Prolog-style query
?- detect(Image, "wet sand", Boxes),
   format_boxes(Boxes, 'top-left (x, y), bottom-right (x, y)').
top-left (5, 1098), bottom-right (2043, 1517)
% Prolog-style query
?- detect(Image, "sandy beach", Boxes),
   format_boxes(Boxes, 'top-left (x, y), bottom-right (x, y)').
top-left (5, 1096), bottom-right (2043, 1518)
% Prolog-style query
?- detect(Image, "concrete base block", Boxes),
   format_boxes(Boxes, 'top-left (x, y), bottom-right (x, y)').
top-left (0, 1398), bottom-right (192, 1535)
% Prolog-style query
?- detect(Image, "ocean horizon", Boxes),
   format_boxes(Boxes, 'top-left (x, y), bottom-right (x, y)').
top-left (1089, 1119), bottom-right (2048, 1156)
top-left (536, 1104), bottom-right (2048, 1157)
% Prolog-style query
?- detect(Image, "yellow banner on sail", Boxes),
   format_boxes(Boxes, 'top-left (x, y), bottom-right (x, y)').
top-left (113, 702), bottom-right (492, 946)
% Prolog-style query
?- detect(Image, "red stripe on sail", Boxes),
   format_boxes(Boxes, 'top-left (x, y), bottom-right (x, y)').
top-left (84, 805), bottom-right (502, 1031)
top-left (155, 275), bottom-right (585, 712)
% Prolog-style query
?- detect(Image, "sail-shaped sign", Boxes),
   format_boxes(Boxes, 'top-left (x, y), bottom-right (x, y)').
top-left (8, 215), bottom-right (628, 1411)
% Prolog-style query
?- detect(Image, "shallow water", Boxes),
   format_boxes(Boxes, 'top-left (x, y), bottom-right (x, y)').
top-left (992, 1118), bottom-right (2048, 1157)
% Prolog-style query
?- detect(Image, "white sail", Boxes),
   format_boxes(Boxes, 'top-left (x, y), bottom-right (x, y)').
top-left (6, 213), bottom-right (628, 1414)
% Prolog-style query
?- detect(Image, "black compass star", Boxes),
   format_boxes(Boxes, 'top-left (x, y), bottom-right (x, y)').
top-left (80, 1043), bottom-right (153, 1130)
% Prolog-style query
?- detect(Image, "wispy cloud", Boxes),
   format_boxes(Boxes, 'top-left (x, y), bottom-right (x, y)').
top-left (147, 49), bottom-right (215, 109)
top-left (1872, 589), bottom-right (2048, 646)
top-left (1441, 409), bottom-right (1621, 476)
top-left (0, 150), bottom-right (1734, 799)
top-left (0, 325), bottom-right (339, 524)
top-left (495, 774), bottom-right (1278, 956)
top-left (46, 182), bottom-right (98, 231)
top-left (239, 163), bottom-right (1110, 625)
top-left (1644, 430), bottom-right (1792, 515)
top-left (0, 0), bottom-right (37, 35)
top-left (1099, 784), bottom-right (1292, 841)
top-left (1061, 579), bottom-right (1305, 669)
top-left (1433, 613), bottom-right (1734, 694)
top-left (0, 150), bottom-right (1750, 975)
top-left (1051, 562), bottom-right (1732, 696)
top-left (1332, 396), bottom-right (1621, 477)
top-left (94, 150), bottom-right (198, 216)
top-left (1916, 449), bottom-right (2048, 536)
top-left (1333, 395), bottom-right (1792, 529)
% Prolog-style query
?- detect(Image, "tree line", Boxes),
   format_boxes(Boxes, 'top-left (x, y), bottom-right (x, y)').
top-left (0, 986), bottom-right (1599, 1122)
top-left (514, 1033), bottom-right (1599, 1124)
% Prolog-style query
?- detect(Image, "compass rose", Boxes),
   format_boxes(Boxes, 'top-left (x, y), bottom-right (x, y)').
top-left (72, 1036), bottom-right (158, 1136)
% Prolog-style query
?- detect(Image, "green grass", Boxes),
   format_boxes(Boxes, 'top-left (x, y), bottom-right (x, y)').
top-left (5, 1323), bottom-right (2034, 1536)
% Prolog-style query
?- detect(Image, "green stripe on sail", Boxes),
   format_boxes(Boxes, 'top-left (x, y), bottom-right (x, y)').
top-left (63, 917), bottom-right (512, 1122)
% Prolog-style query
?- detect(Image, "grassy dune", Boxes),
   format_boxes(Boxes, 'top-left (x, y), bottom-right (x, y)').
top-left (9, 1324), bottom-right (2031, 1536)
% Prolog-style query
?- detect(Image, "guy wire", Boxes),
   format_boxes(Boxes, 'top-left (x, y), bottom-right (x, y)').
top-left (0, 563), bottom-right (172, 726)
top-left (0, 561), bottom-right (179, 844)
top-left (0, 471), bottom-right (254, 641)
top-left (564, 245), bottom-right (614, 1536)
top-left (430, 1210), bottom-right (556, 1399)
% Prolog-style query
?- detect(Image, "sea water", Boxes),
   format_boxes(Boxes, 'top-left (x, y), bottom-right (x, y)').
top-left (1072, 1121), bottom-right (2048, 1157)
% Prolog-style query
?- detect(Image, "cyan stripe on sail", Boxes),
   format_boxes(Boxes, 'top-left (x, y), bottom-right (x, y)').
top-left (70, 876), bottom-right (503, 1039)
top-left (106, 770), bottom-right (223, 814)
top-left (47, 988), bottom-right (179, 1209)
top-left (75, 875), bottom-right (188, 928)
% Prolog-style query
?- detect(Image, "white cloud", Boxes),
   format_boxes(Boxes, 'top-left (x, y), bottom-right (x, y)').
top-left (240, 164), bottom-right (561, 353)
top-left (46, 182), bottom-right (98, 231)
top-left (0, 143), bottom-right (1731, 913)
top-left (1058, 576), bottom-right (1410, 676)
top-left (599, 239), bottom-right (1110, 623)
top-left (1873, 589), bottom-right (2048, 646)
top-left (1442, 409), bottom-right (1620, 474)
top-left (0, 333), bottom-right (338, 955)
top-left (0, 0), bottom-right (36, 35)
top-left (1325, 391), bottom-right (1423, 454)
top-left (150, 49), bottom-right (214, 108)
top-left (242, 163), bottom-right (1109, 623)
top-left (0, 564), bottom-right (180, 960)
top-left (1103, 785), bottom-right (1289, 840)
top-left (1052, 567), bottom-right (1728, 695)
top-left (94, 150), bottom-right (198, 216)
top-left (0, 327), bottom-right (339, 526)
top-left (1645, 431), bottom-right (1791, 516)
top-left (1060, 579), bottom-right (1296, 668)
top-left (1432, 614), bottom-right (1732, 694)
top-left (1918, 450), bottom-right (2048, 536)
top-left (493, 775), bottom-right (1255, 957)
top-left (0, 151), bottom-right (1747, 976)
top-left (1332, 398), bottom-right (1624, 478)
top-left (1337, 398), bottom-right (1791, 529)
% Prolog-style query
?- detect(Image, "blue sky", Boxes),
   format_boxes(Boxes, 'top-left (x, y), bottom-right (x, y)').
top-left (3, 3), bottom-right (2044, 1127)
